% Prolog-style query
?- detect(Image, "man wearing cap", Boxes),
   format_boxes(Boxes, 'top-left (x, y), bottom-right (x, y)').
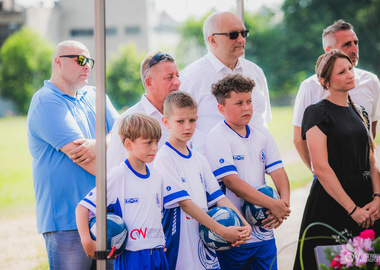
top-left (107, 52), bottom-right (180, 170)
top-left (179, 11), bottom-right (272, 153)
top-left (27, 40), bottom-right (118, 269)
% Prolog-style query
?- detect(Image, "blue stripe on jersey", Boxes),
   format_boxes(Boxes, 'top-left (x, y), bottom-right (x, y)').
top-left (265, 160), bottom-right (282, 170)
top-left (213, 165), bottom-right (237, 177)
top-left (83, 198), bottom-right (96, 208)
top-left (125, 159), bottom-right (150, 179)
top-left (224, 120), bottom-right (250, 138)
top-left (219, 181), bottom-right (227, 194)
top-left (162, 207), bottom-right (181, 270)
top-left (165, 142), bottom-right (192, 159)
top-left (107, 198), bottom-right (122, 218)
top-left (207, 189), bottom-right (224, 202)
top-left (163, 190), bottom-right (190, 205)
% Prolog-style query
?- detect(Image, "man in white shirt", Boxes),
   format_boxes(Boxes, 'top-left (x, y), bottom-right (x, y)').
top-left (107, 52), bottom-right (180, 170)
top-left (293, 19), bottom-right (380, 171)
top-left (180, 11), bottom-right (272, 153)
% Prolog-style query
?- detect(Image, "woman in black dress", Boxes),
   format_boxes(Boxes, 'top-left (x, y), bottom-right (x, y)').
top-left (293, 49), bottom-right (380, 270)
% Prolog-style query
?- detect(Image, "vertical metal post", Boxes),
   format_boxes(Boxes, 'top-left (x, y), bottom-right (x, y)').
top-left (236, 0), bottom-right (245, 59)
top-left (236, 0), bottom-right (244, 22)
top-left (94, 0), bottom-right (107, 269)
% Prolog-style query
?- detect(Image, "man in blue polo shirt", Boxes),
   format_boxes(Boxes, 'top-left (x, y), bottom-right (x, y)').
top-left (27, 40), bottom-right (118, 269)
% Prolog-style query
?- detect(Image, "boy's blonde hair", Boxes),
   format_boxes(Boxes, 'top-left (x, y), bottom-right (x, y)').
top-left (118, 113), bottom-right (161, 144)
top-left (163, 91), bottom-right (197, 117)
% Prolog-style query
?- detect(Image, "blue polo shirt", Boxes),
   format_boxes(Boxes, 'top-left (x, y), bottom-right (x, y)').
top-left (27, 80), bottom-right (118, 234)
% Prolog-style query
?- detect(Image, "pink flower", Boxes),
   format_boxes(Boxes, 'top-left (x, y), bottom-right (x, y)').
top-left (330, 255), bottom-right (342, 268)
top-left (359, 229), bottom-right (375, 240)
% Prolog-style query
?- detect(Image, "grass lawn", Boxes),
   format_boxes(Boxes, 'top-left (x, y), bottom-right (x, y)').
top-left (0, 116), bottom-right (35, 216)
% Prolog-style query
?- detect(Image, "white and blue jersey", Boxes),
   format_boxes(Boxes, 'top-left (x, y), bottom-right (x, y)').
top-left (205, 121), bottom-right (284, 244)
top-left (79, 159), bottom-right (165, 252)
top-left (154, 142), bottom-right (225, 270)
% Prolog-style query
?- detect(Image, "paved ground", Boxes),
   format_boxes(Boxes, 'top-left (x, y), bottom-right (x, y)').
top-left (274, 181), bottom-right (312, 269)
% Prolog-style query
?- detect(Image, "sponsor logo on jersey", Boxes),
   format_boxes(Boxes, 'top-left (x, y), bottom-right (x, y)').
top-left (260, 149), bottom-right (266, 163)
top-left (181, 177), bottom-right (186, 183)
top-left (156, 193), bottom-right (160, 207)
top-left (125, 197), bottom-right (139, 204)
top-left (219, 158), bottom-right (225, 164)
top-left (233, 155), bottom-right (245, 160)
top-left (199, 173), bottom-right (203, 183)
top-left (166, 186), bottom-right (172, 191)
top-left (88, 192), bottom-right (93, 196)
top-left (198, 239), bottom-right (220, 269)
top-left (130, 227), bottom-right (163, 240)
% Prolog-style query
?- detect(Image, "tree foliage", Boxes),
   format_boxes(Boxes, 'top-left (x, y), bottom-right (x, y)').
top-left (282, 0), bottom-right (380, 79)
top-left (0, 27), bottom-right (54, 114)
top-left (106, 44), bottom-right (146, 111)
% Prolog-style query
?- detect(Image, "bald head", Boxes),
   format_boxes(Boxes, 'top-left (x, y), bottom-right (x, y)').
top-left (53, 40), bottom-right (89, 62)
top-left (50, 40), bottom-right (92, 96)
top-left (203, 12), bottom-right (244, 48)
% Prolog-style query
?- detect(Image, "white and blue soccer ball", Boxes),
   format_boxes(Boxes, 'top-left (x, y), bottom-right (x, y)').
top-left (89, 213), bottom-right (128, 255)
top-left (199, 206), bottom-right (242, 251)
top-left (242, 185), bottom-right (280, 227)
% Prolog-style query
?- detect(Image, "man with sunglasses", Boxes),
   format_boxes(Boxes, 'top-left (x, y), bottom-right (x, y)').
top-left (107, 51), bottom-right (180, 170)
top-left (27, 40), bottom-right (118, 269)
top-left (179, 11), bottom-right (272, 153)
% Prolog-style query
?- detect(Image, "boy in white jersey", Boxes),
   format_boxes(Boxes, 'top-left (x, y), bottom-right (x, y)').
top-left (76, 113), bottom-right (168, 270)
top-left (204, 74), bottom-right (291, 270)
top-left (154, 91), bottom-right (251, 270)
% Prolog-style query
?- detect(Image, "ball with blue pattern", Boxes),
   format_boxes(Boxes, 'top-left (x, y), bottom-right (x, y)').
top-left (89, 213), bottom-right (128, 255)
top-left (199, 206), bottom-right (242, 251)
top-left (242, 185), bottom-right (280, 227)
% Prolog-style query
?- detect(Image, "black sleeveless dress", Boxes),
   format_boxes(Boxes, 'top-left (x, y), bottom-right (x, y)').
top-left (293, 99), bottom-right (380, 270)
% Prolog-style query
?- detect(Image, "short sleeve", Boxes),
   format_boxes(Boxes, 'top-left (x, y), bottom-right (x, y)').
top-left (301, 103), bottom-right (330, 140)
top-left (204, 131), bottom-right (238, 179)
top-left (153, 155), bottom-right (191, 209)
top-left (198, 155), bottom-right (225, 207)
top-left (29, 95), bottom-right (83, 151)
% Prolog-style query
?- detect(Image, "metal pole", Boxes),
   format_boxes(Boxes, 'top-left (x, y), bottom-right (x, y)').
top-left (236, 0), bottom-right (244, 22)
top-left (94, 0), bottom-right (107, 269)
top-left (236, 0), bottom-right (245, 59)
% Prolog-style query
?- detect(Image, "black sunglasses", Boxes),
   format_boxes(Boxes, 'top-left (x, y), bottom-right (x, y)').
top-left (59, 55), bottom-right (95, 69)
top-left (212, 30), bottom-right (249, 40)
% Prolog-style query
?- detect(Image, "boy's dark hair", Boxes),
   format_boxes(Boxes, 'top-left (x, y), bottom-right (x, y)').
top-left (163, 91), bottom-right (197, 117)
top-left (118, 112), bottom-right (161, 145)
top-left (211, 74), bottom-right (255, 105)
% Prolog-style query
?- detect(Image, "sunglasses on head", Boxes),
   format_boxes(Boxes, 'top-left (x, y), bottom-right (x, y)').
top-left (59, 55), bottom-right (95, 69)
top-left (143, 53), bottom-right (174, 78)
top-left (147, 53), bottom-right (173, 69)
top-left (212, 30), bottom-right (249, 40)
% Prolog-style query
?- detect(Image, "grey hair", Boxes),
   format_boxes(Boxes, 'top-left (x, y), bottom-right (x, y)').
top-left (322, 19), bottom-right (354, 51)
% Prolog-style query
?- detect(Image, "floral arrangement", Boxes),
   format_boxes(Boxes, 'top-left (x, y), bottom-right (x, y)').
top-left (323, 229), bottom-right (380, 269)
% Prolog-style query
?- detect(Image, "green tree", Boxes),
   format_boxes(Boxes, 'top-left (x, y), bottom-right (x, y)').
top-left (282, 0), bottom-right (380, 80)
top-left (0, 27), bottom-right (54, 114)
top-left (244, 10), bottom-right (304, 98)
top-left (106, 44), bottom-right (145, 111)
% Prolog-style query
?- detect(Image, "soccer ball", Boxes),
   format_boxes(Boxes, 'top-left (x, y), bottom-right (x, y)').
top-left (199, 206), bottom-right (242, 251)
top-left (89, 213), bottom-right (128, 255)
top-left (242, 185), bottom-right (280, 227)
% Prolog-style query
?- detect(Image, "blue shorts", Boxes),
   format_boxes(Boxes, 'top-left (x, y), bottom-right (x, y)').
top-left (115, 248), bottom-right (169, 270)
top-left (216, 239), bottom-right (277, 270)
top-left (43, 230), bottom-right (113, 270)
